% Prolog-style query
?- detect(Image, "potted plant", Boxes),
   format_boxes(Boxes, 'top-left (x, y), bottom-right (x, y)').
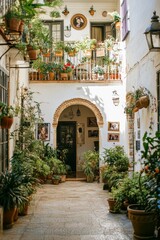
top-left (92, 65), bottom-right (105, 80)
top-left (103, 145), bottom-right (129, 172)
top-left (53, 41), bottom-right (65, 57)
top-left (64, 42), bottom-right (79, 57)
top-left (109, 11), bottom-right (121, 29)
top-left (4, 9), bottom-right (22, 32)
top-left (59, 60), bottom-right (74, 80)
top-left (0, 102), bottom-right (17, 129)
top-left (111, 173), bottom-right (150, 213)
top-left (52, 175), bottom-right (61, 185)
top-left (78, 37), bottom-right (97, 57)
top-left (81, 150), bottom-right (99, 182)
top-left (0, 171), bottom-right (28, 229)
top-left (127, 131), bottom-right (160, 239)
top-left (124, 87), bottom-right (150, 114)
top-left (32, 59), bottom-right (49, 80)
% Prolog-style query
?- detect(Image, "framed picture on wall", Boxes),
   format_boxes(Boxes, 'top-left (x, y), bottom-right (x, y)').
top-left (70, 14), bottom-right (87, 30)
top-left (88, 130), bottom-right (99, 138)
top-left (108, 122), bottom-right (120, 131)
top-left (87, 117), bottom-right (98, 127)
top-left (36, 123), bottom-right (50, 141)
top-left (108, 133), bottom-right (119, 142)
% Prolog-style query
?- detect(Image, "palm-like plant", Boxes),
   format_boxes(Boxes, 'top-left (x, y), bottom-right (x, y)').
top-left (0, 171), bottom-right (28, 211)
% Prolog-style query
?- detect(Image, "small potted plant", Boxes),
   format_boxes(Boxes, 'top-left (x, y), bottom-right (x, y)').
top-left (81, 150), bottom-right (99, 182)
top-left (109, 11), bottom-right (121, 29)
top-left (52, 175), bottom-right (61, 185)
top-left (0, 102), bottom-right (17, 129)
top-left (0, 171), bottom-right (28, 229)
top-left (53, 41), bottom-right (65, 57)
top-left (92, 65), bottom-right (105, 80)
top-left (59, 60), bottom-right (74, 80)
top-left (64, 42), bottom-right (79, 57)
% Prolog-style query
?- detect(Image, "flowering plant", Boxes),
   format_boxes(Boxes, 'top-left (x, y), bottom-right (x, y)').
top-left (59, 60), bottom-right (74, 73)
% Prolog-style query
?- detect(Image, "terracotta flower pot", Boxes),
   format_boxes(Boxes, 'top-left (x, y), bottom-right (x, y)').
top-left (1, 116), bottom-right (13, 129)
top-left (3, 207), bottom-right (16, 229)
top-left (60, 73), bottom-right (68, 80)
top-left (127, 204), bottom-right (156, 240)
top-left (139, 95), bottom-right (150, 108)
top-left (107, 197), bottom-right (119, 213)
top-left (49, 72), bottom-right (55, 80)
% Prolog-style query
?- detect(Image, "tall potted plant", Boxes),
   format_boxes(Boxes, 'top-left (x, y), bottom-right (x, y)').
top-left (127, 131), bottom-right (160, 239)
top-left (81, 150), bottom-right (99, 182)
top-left (0, 171), bottom-right (28, 229)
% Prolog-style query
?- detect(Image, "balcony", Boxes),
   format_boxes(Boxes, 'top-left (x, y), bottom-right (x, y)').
top-left (29, 40), bottom-right (123, 84)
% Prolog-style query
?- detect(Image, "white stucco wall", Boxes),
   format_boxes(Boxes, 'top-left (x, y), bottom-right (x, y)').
top-left (0, 0), bottom-right (125, 170)
top-left (125, 0), bottom-right (160, 171)
top-left (29, 82), bottom-right (126, 165)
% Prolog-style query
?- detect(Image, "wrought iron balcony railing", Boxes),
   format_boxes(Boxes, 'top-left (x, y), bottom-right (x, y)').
top-left (29, 41), bottom-right (123, 83)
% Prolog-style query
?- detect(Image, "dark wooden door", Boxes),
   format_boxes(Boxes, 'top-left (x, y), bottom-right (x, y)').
top-left (57, 121), bottom-right (76, 176)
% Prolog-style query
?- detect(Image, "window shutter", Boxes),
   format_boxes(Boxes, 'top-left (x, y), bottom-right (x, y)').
top-left (121, 0), bottom-right (129, 41)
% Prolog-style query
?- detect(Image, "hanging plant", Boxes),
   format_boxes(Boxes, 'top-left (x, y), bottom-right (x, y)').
top-left (124, 87), bottom-right (152, 115)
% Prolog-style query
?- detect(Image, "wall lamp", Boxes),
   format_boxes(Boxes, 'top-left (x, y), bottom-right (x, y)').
top-left (64, 25), bottom-right (71, 38)
top-left (89, 6), bottom-right (96, 16)
top-left (76, 106), bottom-right (81, 117)
top-left (144, 11), bottom-right (160, 52)
top-left (112, 90), bottom-right (120, 106)
top-left (62, 5), bottom-right (69, 16)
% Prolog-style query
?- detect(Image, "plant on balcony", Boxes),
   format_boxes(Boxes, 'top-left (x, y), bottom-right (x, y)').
top-left (53, 41), bottom-right (65, 56)
top-left (58, 59), bottom-right (74, 77)
top-left (64, 42), bottom-right (79, 56)
top-left (92, 65), bottom-right (105, 80)
top-left (78, 37), bottom-right (97, 51)
top-left (92, 65), bottom-right (105, 75)
top-left (109, 11), bottom-right (121, 29)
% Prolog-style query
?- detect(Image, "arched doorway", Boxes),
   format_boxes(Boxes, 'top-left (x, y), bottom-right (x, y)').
top-left (53, 98), bottom-right (104, 178)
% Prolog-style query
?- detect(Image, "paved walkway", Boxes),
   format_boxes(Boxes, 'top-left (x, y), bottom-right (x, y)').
top-left (0, 181), bottom-right (133, 240)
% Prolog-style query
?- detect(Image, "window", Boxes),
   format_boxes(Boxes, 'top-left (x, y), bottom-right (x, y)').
top-left (121, 0), bottom-right (130, 41)
top-left (157, 72), bottom-right (160, 131)
top-left (91, 22), bottom-right (116, 42)
top-left (43, 20), bottom-right (64, 42)
top-left (0, 67), bottom-right (9, 172)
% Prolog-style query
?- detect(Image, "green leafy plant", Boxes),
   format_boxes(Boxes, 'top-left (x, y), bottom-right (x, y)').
top-left (111, 173), bottom-right (149, 212)
top-left (103, 145), bottom-right (129, 172)
top-left (140, 131), bottom-right (160, 213)
top-left (0, 171), bottom-right (28, 211)
top-left (81, 150), bottom-right (99, 180)
top-left (92, 65), bottom-right (105, 75)
top-left (0, 102), bottom-right (18, 118)
top-left (124, 87), bottom-right (149, 114)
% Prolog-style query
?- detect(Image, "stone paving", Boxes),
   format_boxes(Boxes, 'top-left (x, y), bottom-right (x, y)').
top-left (0, 181), bottom-right (133, 240)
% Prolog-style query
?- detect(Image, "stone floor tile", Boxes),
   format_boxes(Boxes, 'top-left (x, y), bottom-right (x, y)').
top-left (0, 182), bottom-right (133, 240)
